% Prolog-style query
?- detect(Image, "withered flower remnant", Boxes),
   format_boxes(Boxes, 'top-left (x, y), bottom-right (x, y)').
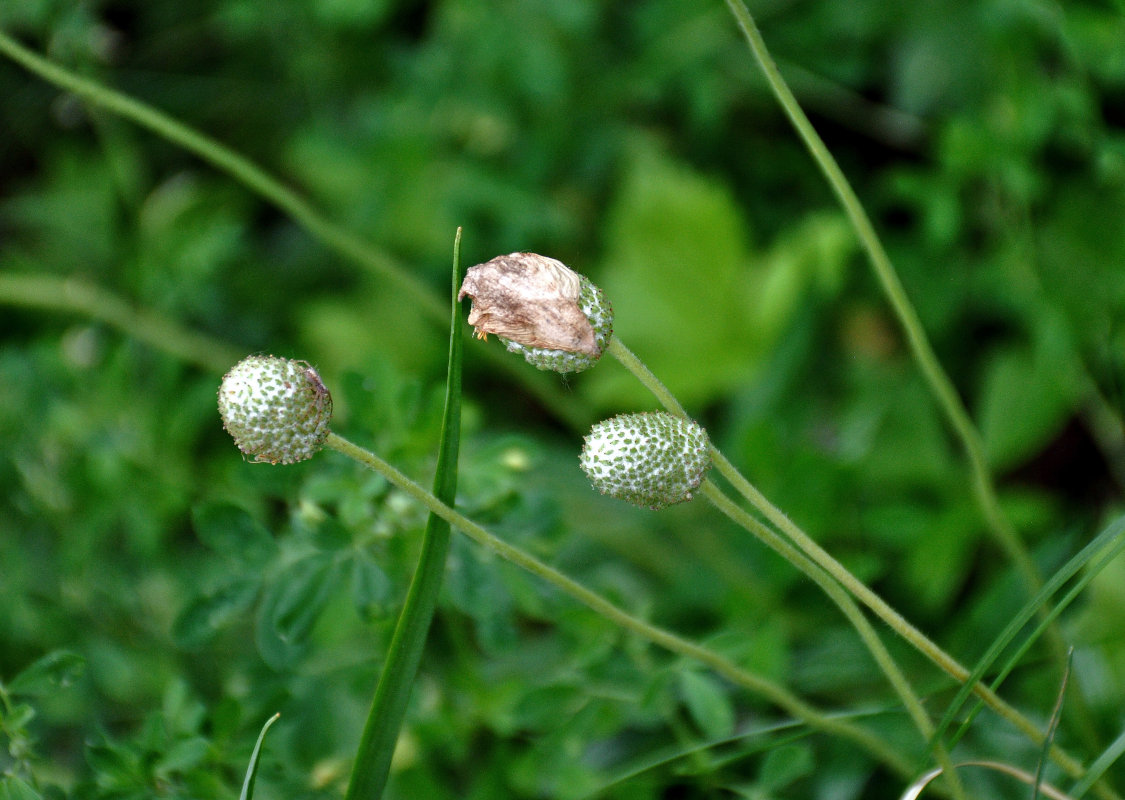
top-left (458, 252), bottom-right (613, 373)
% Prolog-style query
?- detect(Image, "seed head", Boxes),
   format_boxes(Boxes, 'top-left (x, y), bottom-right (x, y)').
top-left (580, 412), bottom-right (711, 510)
top-left (458, 252), bottom-right (613, 373)
top-left (218, 355), bottom-right (332, 464)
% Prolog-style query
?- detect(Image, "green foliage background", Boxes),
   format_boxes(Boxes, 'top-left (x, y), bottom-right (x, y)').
top-left (2, 0), bottom-right (1125, 797)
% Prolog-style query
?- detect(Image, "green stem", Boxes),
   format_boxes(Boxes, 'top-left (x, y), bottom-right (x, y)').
top-left (0, 273), bottom-right (242, 373)
top-left (343, 231), bottom-right (464, 800)
top-left (702, 483), bottom-right (966, 799)
top-left (608, 336), bottom-right (1110, 798)
top-left (0, 28), bottom-right (590, 430)
top-left (323, 430), bottom-right (916, 783)
top-left (720, 0), bottom-right (1042, 597)
top-left (0, 29), bottom-right (438, 324)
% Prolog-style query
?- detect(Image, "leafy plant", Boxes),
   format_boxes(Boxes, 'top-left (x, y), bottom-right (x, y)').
top-left (3, 1), bottom-right (1125, 799)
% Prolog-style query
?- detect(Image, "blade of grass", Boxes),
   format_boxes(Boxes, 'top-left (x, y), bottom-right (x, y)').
top-left (934, 514), bottom-right (1125, 755)
top-left (343, 229), bottom-right (464, 800)
top-left (239, 713), bottom-right (281, 800)
top-left (1072, 730), bottom-right (1125, 800)
top-left (1033, 652), bottom-right (1073, 800)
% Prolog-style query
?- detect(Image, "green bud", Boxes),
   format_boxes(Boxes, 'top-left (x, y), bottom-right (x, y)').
top-left (218, 355), bottom-right (332, 464)
top-left (580, 412), bottom-right (711, 510)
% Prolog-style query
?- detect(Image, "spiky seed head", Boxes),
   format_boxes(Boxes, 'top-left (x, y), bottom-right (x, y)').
top-left (458, 252), bottom-right (613, 373)
top-left (580, 412), bottom-right (711, 510)
top-left (218, 355), bottom-right (332, 464)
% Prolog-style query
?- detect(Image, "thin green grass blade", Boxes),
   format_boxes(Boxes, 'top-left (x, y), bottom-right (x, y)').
top-left (930, 514), bottom-right (1125, 756)
top-left (1072, 728), bottom-right (1125, 799)
top-left (343, 229), bottom-right (464, 800)
top-left (1033, 650), bottom-right (1072, 800)
top-left (239, 713), bottom-right (281, 800)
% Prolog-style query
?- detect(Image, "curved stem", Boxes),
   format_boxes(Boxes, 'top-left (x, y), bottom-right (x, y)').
top-left (323, 431), bottom-right (916, 782)
top-left (0, 29), bottom-right (439, 324)
top-left (703, 483), bottom-right (966, 799)
top-left (608, 336), bottom-right (1110, 798)
top-left (0, 273), bottom-right (241, 373)
top-left (720, 0), bottom-right (1042, 598)
top-left (0, 28), bottom-right (590, 430)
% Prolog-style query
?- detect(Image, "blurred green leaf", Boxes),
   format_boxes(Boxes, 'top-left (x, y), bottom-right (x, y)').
top-left (255, 552), bottom-right (342, 668)
top-left (7, 651), bottom-right (85, 697)
top-left (678, 669), bottom-right (735, 741)
top-left (350, 552), bottom-right (391, 618)
top-left (978, 341), bottom-right (1081, 471)
top-left (0, 777), bottom-right (42, 800)
top-left (173, 579), bottom-right (259, 649)
top-left (191, 502), bottom-right (277, 564)
top-left (589, 139), bottom-right (761, 410)
top-left (757, 743), bottom-right (814, 792)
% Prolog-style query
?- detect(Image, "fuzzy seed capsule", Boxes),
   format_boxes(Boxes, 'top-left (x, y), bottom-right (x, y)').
top-left (458, 252), bottom-right (613, 373)
top-left (580, 412), bottom-right (712, 510)
top-left (218, 355), bottom-right (332, 464)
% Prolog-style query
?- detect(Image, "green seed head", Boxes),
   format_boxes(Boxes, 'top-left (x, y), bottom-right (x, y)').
top-left (218, 355), bottom-right (332, 464)
top-left (580, 412), bottom-right (712, 510)
top-left (458, 252), bottom-right (613, 373)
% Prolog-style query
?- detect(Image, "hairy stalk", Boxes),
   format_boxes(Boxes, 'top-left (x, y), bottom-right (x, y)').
top-left (607, 338), bottom-right (1113, 799)
top-left (0, 28), bottom-right (589, 429)
top-left (702, 483), bottom-right (966, 799)
top-left (719, 0), bottom-right (1044, 597)
top-left (722, 0), bottom-right (1100, 770)
top-left (324, 431), bottom-right (917, 783)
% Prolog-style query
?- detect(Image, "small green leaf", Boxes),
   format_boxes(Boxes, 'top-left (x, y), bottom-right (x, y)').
top-left (978, 340), bottom-right (1081, 470)
top-left (7, 651), bottom-right (85, 697)
top-left (191, 502), bottom-right (276, 564)
top-left (758, 743), bottom-right (814, 792)
top-left (256, 553), bottom-right (341, 668)
top-left (0, 776), bottom-right (42, 800)
top-left (679, 669), bottom-right (735, 741)
top-left (173, 579), bottom-right (259, 649)
top-left (350, 553), bottom-right (391, 617)
top-left (155, 736), bottom-right (211, 777)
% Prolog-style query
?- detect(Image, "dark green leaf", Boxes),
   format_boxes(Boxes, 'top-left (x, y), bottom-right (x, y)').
top-left (7, 651), bottom-right (85, 697)
top-left (191, 502), bottom-right (276, 564)
top-left (173, 579), bottom-right (260, 649)
top-left (0, 777), bottom-right (42, 800)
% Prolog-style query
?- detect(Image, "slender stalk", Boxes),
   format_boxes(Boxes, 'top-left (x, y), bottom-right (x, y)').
top-left (323, 431), bottom-right (917, 783)
top-left (702, 483), bottom-right (966, 799)
top-left (0, 29), bottom-right (438, 323)
top-left (0, 273), bottom-right (241, 373)
top-left (0, 28), bottom-right (590, 430)
top-left (608, 336), bottom-right (1111, 799)
top-left (343, 233), bottom-right (464, 800)
top-left (720, 0), bottom-right (1042, 596)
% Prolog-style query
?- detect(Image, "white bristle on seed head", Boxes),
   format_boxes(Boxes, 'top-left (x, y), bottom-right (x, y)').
top-left (580, 412), bottom-right (711, 510)
top-left (218, 355), bottom-right (332, 465)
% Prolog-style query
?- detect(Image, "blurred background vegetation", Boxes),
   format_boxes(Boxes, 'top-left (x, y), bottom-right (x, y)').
top-left (3, 0), bottom-right (1125, 797)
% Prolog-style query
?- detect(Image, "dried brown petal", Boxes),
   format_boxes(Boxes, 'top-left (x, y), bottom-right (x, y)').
top-left (458, 253), bottom-right (599, 356)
